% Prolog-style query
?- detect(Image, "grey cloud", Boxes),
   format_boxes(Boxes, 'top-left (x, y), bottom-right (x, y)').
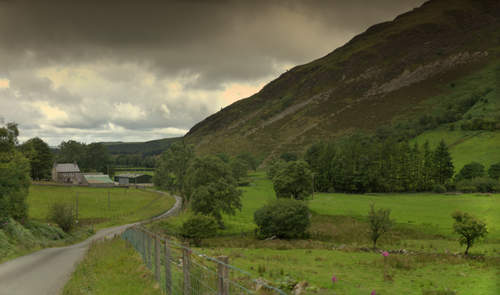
top-left (0, 0), bottom-right (427, 145)
top-left (0, 0), bottom-right (426, 86)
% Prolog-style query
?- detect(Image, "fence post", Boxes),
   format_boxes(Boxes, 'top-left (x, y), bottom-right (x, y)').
top-left (217, 256), bottom-right (230, 295)
top-left (165, 240), bottom-right (172, 295)
top-left (183, 244), bottom-right (191, 295)
top-left (146, 232), bottom-right (151, 269)
top-left (154, 235), bottom-right (161, 282)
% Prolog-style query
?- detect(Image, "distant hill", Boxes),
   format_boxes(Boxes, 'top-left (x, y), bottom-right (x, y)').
top-left (102, 137), bottom-right (181, 156)
top-left (184, 0), bottom-right (500, 169)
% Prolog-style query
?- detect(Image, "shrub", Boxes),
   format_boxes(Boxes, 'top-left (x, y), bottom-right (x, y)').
top-left (48, 203), bottom-right (75, 232)
top-left (452, 211), bottom-right (488, 255)
top-left (254, 199), bottom-right (310, 239)
top-left (456, 177), bottom-right (499, 193)
top-left (180, 215), bottom-right (218, 246)
top-left (455, 180), bottom-right (477, 193)
top-left (433, 184), bottom-right (446, 193)
top-left (470, 177), bottom-right (499, 193)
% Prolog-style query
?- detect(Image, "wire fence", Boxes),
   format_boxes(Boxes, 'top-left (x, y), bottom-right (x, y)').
top-left (122, 226), bottom-right (287, 295)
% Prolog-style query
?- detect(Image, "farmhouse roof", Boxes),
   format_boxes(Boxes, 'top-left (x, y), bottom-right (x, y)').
top-left (55, 163), bottom-right (81, 173)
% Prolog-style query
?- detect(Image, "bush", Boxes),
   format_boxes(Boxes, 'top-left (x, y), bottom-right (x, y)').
top-left (48, 203), bottom-right (75, 232)
top-left (254, 199), bottom-right (310, 239)
top-left (433, 184), bottom-right (447, 193)
top-left (456, 177), bottom-right (499, 193)
top-left (470, 177), bottom-right (499, 193)
top-left (180, 215), bottom-right (218, 246)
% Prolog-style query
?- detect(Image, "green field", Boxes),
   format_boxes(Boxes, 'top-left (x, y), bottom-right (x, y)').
top-left (63, 237), bottom-right (162, 295)
top-left (28, 185), bottom-right (175, 229)
top-left (150, 172), bottom-right (500, 295)
top-left (413, 129), bottom-right (500, 172)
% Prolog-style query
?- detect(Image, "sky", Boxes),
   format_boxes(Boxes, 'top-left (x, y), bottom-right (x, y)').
top-left (0, 0), bottom-right (426, 146)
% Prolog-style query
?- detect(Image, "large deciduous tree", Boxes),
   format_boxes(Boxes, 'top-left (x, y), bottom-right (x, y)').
top-left (186, 156), bottom-right (241, 228)
top-left (272, 160), bottom-right (313, 200)
top-left (0, 123), bottom-right (31, 222)
top-left (19, 137), bottom-right (53, 180)
top-left (154, 141), bottom-right (194, 204)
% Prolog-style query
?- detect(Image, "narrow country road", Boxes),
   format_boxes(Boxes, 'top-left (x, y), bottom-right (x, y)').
top-left (0, 192), bottom-right (181, 295)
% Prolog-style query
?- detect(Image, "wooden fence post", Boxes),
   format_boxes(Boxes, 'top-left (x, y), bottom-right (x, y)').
top-left (183, 245), bottom-right (191, 295)
top-left (165, 240), bottom-right (172, 295)
top-left (217, 256), bottom-right (229, 295)
top-left (154, 235), bottom-right (161, 282)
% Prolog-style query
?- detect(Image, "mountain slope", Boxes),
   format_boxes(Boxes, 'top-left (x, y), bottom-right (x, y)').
top-left (185, 0), bottom-right (500, 162)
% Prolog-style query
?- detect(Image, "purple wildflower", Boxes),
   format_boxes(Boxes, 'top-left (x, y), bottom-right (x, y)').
top-left (331, 275), bottom-right (337, 283)
top-left (371, 290), bottom-right (376, 295)
top-left (382, 251), bottom-right (389, 257)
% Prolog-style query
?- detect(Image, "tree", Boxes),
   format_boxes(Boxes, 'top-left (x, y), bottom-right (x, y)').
top-left (368, 204), bottom-right (393, 249)
top-left (154, 141), bottom-right (194, 204)
top-left (456, 162), bottom-right (485, 181)
top-left (84, 143), bottom-right (110, 173)
top-left (279, 152), bottom-right (297, 162)
top-left (0, 122), bottom-right (19, 152)
top-left (452, 211), bottom-right (488, 255)
top-left (254, 199), bottom-right (310, 239)
top-left (19, 137), bottom-right (53, 180)
top-left (488, 162), bottom-right (500, 180)
top-left (433, 140), bottom-right (454, 184)
top-left (0, 123), bottom-right (31, 222)
top-left (58, 140), bottom-right (86, 164)
top-left (229, 157), bottom-right (249, 181)
top-left (236, 153), bottom-right (259, 171)
top-left (186, 156), bottom-right (242, 228)
top-left (180, 215), bottom-right (218, 246)
top-left (272, 160), bottom-right (313, 200)
top-left (267, 158), bottom-right (286, 180)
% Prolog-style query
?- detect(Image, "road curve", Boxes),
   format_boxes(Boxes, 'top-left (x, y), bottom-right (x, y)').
top-left (0, 192), bottom-right (181, 295)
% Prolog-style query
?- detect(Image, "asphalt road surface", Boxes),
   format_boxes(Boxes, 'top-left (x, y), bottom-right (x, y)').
top-left (0, 192), bottom-right (181, 295)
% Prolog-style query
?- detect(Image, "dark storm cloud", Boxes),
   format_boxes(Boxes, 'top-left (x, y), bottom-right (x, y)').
top-left (0, 0), bottom-right (427, 144)
top-left (0, 0), bottom-right (425, 86)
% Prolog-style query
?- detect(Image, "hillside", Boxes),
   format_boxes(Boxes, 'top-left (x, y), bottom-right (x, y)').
top-left (102, 137), bottom-right (181, 156)
top-left (184, 0), bottom-right (500, 166)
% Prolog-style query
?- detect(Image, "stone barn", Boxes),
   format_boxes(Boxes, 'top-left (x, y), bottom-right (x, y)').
top-left (52, 163), bottom-right (83, 184)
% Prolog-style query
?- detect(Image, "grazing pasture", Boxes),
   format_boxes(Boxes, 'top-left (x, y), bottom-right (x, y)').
top-left (28, 185), bottom-right (175, 229)
top-left (151, 172), bottom-right (499, 294)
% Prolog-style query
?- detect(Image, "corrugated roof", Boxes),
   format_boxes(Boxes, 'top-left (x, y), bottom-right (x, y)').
top-left (83, 174), bottom-right (114, 184)
top-left (116, 173), bottom-right (145, 178)
top-left (55, 163), bottom-right (80, 173)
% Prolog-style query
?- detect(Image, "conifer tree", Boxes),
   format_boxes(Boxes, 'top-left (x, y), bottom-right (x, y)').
top-left (433, 140), bottom-right (454, 185)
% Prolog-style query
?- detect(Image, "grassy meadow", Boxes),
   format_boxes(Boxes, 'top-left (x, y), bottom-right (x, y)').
top-left (63, 237), bottom-right (162, 295)
top-left (28, 185), bottom-right (175, 229)
top-left (150, 172), bottom-right (500, 295)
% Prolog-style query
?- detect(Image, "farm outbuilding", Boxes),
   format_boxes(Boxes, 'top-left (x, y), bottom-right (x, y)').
top-left (52, 162), bottom-right (84, 184)
top-left (82, 174), bottom-right (115, 188)
top-left (114, 173), bottom-right (153, 185)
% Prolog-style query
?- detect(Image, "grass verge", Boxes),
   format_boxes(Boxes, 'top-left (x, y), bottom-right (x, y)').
top-left (63, 237), bottom-right (162, 295)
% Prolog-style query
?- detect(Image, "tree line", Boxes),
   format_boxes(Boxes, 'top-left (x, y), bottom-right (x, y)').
top-left (301, 134), bottom-right (453, 193)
